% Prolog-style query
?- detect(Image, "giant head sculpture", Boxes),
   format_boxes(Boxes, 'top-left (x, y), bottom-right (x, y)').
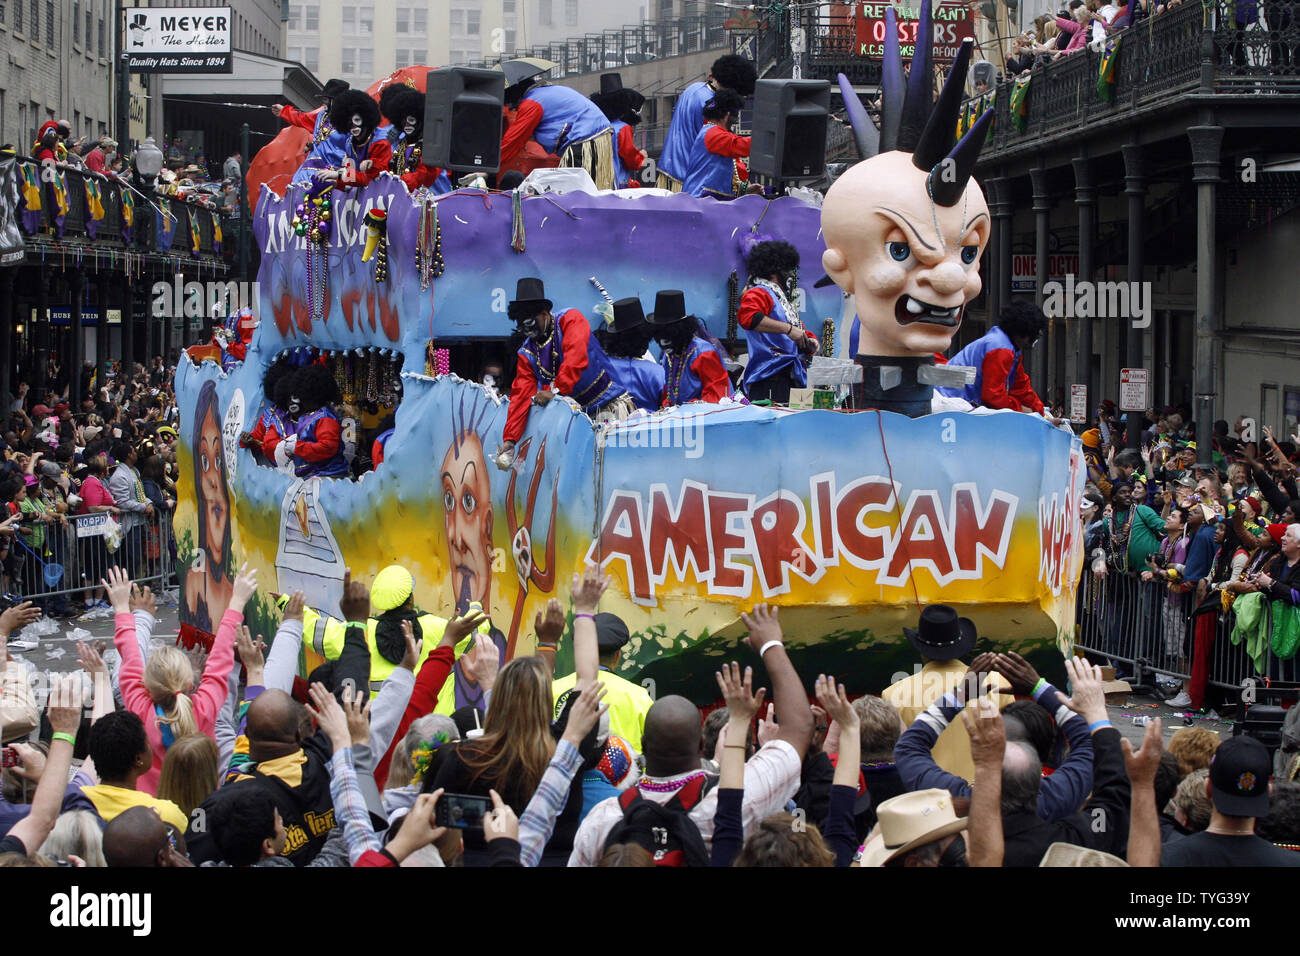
top-left (821, 5), bottom-right (993, 359)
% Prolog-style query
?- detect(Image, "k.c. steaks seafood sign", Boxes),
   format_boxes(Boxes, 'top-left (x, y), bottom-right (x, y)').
top-left (125, 5), bottom-right (233, 74)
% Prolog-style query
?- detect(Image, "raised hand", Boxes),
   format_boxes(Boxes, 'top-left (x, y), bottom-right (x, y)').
top-left (386, 791), bottom-right (448, 862)
top-left (100, 566), bottom-right (134, 614)
top-left (959, 652), bottom-right (998, 703)
top-left (992, 651), bottom-right (1041, 697)
top-left (338, 568), bottom-right (370, 623)
top-left (282, 590), bottom-right (305, 622)
top-left (1056, 656), bottom-right (1109, 724)
top-left (960, 692), bottom-right (1006, 768)
top-left (130, 584), bottom-right (156, 617)
top-left (1121, 716), bottom-right (1164, 788)
top-left (716, 661), bottom-right (767, 725)
top-left (571, 565), bottom-right (610, 615)
top-left (235, 625), bottom-right (266, 677)
top-left (561, 681), bottom-right (609, 746)
top-left (534, 598), bottom-right (564, 647)
top-left (483, 789), bottom-right (520, 844)
top-left (76, 640), bottom-right (107, 675)
top-left (460, 633), bottom-right (501, 692)
top-left (813, 674), bottom-right (856, 733)
top-left (47, 673), bottom-right (85, 737)
top-left (444, 608), bottom-right (490, 645)
top-left (740, 603), bottom-right (783, 654)
top-left (305, 682), bottom-right (351, 753)
top-left (230, 563), bottom-right (258, 610)
top-left (400, 619), bottom-right (420, 671)
top-left (757, 702), bottom-right (780, 747)
top-left (342, 684), bottom-right (372, 749)
top-left (0, 601), bottom-right (41, 637)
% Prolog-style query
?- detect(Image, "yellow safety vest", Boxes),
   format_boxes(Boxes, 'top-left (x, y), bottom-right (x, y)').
top-left (552, 667), bottom-right (653, 753)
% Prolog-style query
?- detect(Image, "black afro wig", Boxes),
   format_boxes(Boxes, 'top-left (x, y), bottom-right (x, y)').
top-left (747, 240), bottom-right (800, 281)
top-left (383, 87), bottom-right (426, 137)
top-left (330, 90), bottom-right (381, 138)
top-left (702, 88), bottom-right (744, 121)
top-left (710, 54), bottom-right (757, 97)
top-left (996, 300), bottom-right (1049, 343)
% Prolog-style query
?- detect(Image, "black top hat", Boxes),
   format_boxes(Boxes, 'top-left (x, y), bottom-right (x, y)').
top-left (510, 277), bottom-right (552, 313)
top-left (319, 79), bottom-right (350, 100)
top-left (902, 605), bottom-right (977, 661)
top-left (610, 297), bottom-right (646, 333)
top-left (646, 290), bottom-right (689, 327)
top-left (128, 14), bottom-right (150, 30)
top-left (600, 73), bottom-right (625, 96)
top-left (594, 612), bottom-right (631, 651)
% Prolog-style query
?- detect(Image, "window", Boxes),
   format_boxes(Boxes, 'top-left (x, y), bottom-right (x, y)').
top-left (85, 6), bottom-right (91, 52)
top-left (305, 4), bottom-right (318, 30)
top-left (44, 0), bottom-right (50, 46)
top-left (303, 46), bottom-right (318, 71)
top-left (395, 47), bottom-right (408, 67)
top-left (467, 9), bottom-right (480, 35)
top-left (538, 0), bottom-right (551, 25)
top-left (342, 6), bottom-right (355, 32)
top-left (72, 0), bottom-right (79, 44)
top-left (412, 8), bottom-right (425, 32)
top-left (98, 15), bottom-right (104, 55)
top-left (358, 5), bottom-right (372, 34)
top-left (358, 47), bottom-right (373, 75)
top-left (412, 48), bottom-right (426, 64)
top-left (395, 7), bottom-right (408, 32)
top-left (341, 46), bottom-right (355, 73)
top-left (503, 0), bottom-right (514, 11)
top-left (565, 0), bottom-right (577, 26)
top-left (450, 9), bottom-right (464, 33)
top-left (13, 0), bottom-right (21, 32)
top-left (0, 2), bottom-right (5, 27)
top-left (29, 0), bottom-right (36, 41)
top-left (287, 4), bottom-right (301, 30)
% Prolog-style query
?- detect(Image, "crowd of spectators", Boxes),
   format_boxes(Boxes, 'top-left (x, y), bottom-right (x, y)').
top-left (0, 357), bottom-right (179, 614)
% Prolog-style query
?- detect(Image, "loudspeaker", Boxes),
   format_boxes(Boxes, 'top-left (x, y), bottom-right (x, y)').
top-left (749, 79), bottom-right (830, 186)
top-left (424, 67), bottom-right (505, 173)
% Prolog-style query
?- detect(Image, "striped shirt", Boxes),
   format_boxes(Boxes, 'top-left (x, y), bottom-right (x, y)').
top-left (517, 738), bottom-right (582, 867)
top-left (328, 747), bottom-right (382, 865)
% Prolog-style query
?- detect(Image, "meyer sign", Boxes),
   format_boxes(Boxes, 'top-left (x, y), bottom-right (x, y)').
top-left (1011, 254), bottom-right (1081, 293)
top-left (125, 6), bottom-right (232, 73)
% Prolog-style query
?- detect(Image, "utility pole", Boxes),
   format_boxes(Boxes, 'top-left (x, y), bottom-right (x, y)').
top-left (116, 0), bottom-right (131, 150)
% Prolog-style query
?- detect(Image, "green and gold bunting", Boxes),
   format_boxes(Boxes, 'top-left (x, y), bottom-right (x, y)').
top-left (188, 205), bottom-right (202, 255)
top-left (1097, 36), bottom-right (1121, 103)
top-left (1010, 76), bottom-right (1031, 132)
top-left (84, 177), bottom-right (106, 238)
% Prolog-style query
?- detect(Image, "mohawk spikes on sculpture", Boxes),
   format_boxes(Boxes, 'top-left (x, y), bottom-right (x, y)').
top-left (837, 3), bottom-right (991, 207)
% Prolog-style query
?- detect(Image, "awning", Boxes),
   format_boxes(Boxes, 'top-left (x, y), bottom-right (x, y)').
top-left (160, 50), bottom-right (323, 110)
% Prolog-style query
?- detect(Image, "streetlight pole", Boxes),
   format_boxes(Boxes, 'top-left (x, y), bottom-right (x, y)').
top-left (116, 0), bottom-right (131, 151)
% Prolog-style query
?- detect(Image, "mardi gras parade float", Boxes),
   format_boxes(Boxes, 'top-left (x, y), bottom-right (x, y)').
top-left (174, 11), bottom-right (1083, 704)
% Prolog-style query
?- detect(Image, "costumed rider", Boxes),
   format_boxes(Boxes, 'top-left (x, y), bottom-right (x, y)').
top-left (496, 278), bottom-right (633, 471)
top-left (32, 121), bottom-right (61, 164)
top-left (212, 307), bottom-right (257, 370)
top-left (279, 364), bottom-right (349, 479)
top-left (499, 68), bottom-right (615, 190)
top-left (590, 73), bottom-right (647, 189)
top-left (681, 89), bottom-right (752, 200)
top-left (280, 79), bottom-right (349, 181)
top-left (312, 90), bottom-right (392, 189)
top-left (599, 297), bottom-right (664, 413)
top-left (261, 367), bottom-right (300, 471)
top-left (283, 564), bottom-right (490, 701)
top-left (737, 238), bottom-right (819, 404)
top-left (239, 358), bottom-right (294, 463)
top-left (820, 22), bottom-right (993, 417)
top-left (380, 85), bottom-right (451, 194)
top-left (657, 54), bottom-right (758, 193)
top-left (647, 290), bottom-right (734, 407)
top-left (938, 300), bottom-right (1058, 419)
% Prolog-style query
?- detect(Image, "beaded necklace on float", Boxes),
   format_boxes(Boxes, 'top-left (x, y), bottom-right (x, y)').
top-left (416, 197), bottom-right (445, 290)
top-left (291, 179), bottom-right (334, 321)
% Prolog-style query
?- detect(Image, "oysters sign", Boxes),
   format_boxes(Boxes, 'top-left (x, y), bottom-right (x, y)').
top-left (173, 178), bottom-right (1083, 701)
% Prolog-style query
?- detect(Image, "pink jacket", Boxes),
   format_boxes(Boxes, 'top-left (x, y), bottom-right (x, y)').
top-left (1055, 16), bottom-right (1089, 52)
top-left (113, 608), bottom-right (241, 795)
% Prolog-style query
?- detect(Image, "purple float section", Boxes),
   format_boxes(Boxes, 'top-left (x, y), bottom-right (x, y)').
top-left (253, 178), bottom-right (842, 359)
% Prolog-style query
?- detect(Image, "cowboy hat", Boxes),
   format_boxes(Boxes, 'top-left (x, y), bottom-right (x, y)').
top-left (903, 605), bottom-right (976, 661)
top-left (858, 789), bottom-right (968, 867)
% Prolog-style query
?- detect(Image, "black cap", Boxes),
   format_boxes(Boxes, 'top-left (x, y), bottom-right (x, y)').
top-left (509, 277), bottom-right (552, 313)
top-left (319, 78), bottom-right (350, 100)
top-left (646, 290), bottom-right (688, 327)
top-left (1209, 735), bottom-right (1272, 817)
top-left (594, 612), bottom-right (630, 651)
top-left (599, 73), bottom-right (624, 96)
top-left (610, 297), bottom-right (646, 333)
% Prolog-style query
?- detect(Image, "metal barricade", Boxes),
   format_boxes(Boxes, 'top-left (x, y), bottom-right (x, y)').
top-left (6, 511), bottom-right (176, 610)
top-left (1075, 570), bottom-right (1300, 694)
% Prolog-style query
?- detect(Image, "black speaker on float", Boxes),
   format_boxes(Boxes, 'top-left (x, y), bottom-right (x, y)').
top-left (424, 67), bottom-right (505, 173)
top-left (749, 79), bottom-right (831, 186)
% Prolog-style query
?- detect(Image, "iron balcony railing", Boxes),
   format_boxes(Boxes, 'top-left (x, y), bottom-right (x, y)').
top-left (13, 159), bottom-right (233, 260)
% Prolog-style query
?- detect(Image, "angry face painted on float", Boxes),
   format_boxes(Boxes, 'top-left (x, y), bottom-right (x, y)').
top-left (821, 152), bottom-right (989, 357)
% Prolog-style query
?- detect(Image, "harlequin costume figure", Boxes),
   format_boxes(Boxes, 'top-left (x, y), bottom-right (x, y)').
top-left (496, 278), bottom-right (631, 471)
top-left (681, 89), bottom-right (751, 200)
top-left (282, 365), bottom-right (349, 479)
top-left (590, 73), bottom-right (647, 189)
top-left (820, 11), bottom-right (994, 417)
top-left (310, 90), bottom-right (392, 190)
top-left (500, 74), bottom-right (615, 190)
top-left (600, 297), bottom-right (664, 413)
top-left (648, 290), bottom-right (733, 407)
top-left (658, 54), bottom-right (757, 192)
top-left (263, 369), bottom-right (301, 468)
top-left (380, 86), bottom-right (451, 194)
top-left (738, 238), bottom-right (819, 404)
top-left (239, 360), bottom-right (294, 463)
top-left (32, 121), bottom-right (60, 164)
top-left (938, 300), bottom-right (1050, 413)
top-left (282, 79), bottom-right (349, 182)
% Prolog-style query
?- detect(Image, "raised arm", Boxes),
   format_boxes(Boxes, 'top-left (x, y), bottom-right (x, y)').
top-left (570, 566), bottom-right (608, 688)
top-left (192, 566), bottom-right (255, 732)
top-left (264, 592), bottom-right (306, 692)
top-left (104, 568), bottom-right (151, 716)
top-left (961, 693), bottom-right (1006, 867)
top-left (1123, 717), bottom-right (1164, 867)
top-left (740, 604), bottom-right (812, 760)
top-left (5, 676), bottom-right (82, 857)
top-left (711, 662), bottom-right (767, 867)
top-left (815, 674), bottom-right (862, 867)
